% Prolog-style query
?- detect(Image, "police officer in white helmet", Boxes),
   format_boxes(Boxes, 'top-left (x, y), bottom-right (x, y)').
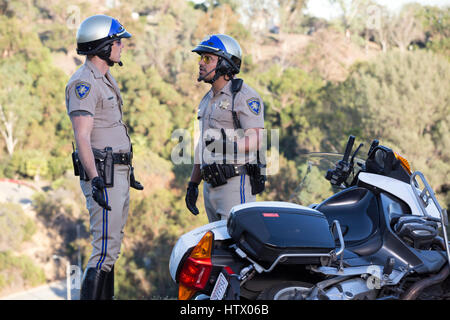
top-left (185, 34), bottom-right (266, 222)
top-left (65, 15), bottom-right (143, 300)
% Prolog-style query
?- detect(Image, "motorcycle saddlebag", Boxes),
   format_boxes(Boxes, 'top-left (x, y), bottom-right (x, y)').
top-left (227, 202), bottom-right (335, 266)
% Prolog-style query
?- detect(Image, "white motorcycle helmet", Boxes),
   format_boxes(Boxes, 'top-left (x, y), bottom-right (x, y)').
top-left (192, 34), bottom-right (242, 82)
top-left (76, 15), bottom-right (131, 66)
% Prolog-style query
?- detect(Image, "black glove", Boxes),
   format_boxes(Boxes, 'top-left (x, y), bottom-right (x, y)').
top-left (92, 176), bottom-right (111, 211)
top-left (130, 167), bottom-right (144, 190)
top-left (185, 181), bottom-right (199, 215)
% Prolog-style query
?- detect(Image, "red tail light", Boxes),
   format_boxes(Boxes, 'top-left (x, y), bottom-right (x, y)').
top-left (179, 257), bottom-right (212, 290)
top-left (178, 231), bottom-right (214, 300)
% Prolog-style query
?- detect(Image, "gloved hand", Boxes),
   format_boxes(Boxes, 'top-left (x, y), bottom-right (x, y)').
top-left (130, 167), bottom-right (144, 190)
top-left (91, 176), bottom-right (111, 211)
top-left (185, 181), bottom-right (199, 215)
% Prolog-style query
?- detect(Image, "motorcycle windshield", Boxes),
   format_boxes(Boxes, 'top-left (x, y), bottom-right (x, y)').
top-left (288, 152), bottom-right (365, 206)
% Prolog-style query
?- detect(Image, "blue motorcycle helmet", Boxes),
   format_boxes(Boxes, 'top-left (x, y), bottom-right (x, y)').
top-left (76, 15), bottom-right (131, 66)
top-left (192, 34), bottom-right (242, 83)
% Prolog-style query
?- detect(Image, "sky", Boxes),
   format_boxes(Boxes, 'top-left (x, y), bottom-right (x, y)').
top-left (305, 0), bottom-right (450, 20)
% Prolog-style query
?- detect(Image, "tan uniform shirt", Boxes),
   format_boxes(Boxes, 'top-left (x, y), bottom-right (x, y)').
top-left (65, 59), bottom-right (131, 153)
top-left (195, 80), bottom-right (264, 165)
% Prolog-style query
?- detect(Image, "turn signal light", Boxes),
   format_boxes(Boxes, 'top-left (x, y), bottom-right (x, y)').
top-left (394, 152), bottom-right (412, 175)
top-left (178, 231), bottom-right (214, 300)
top-left (190, 231), bottom-right (213, 259)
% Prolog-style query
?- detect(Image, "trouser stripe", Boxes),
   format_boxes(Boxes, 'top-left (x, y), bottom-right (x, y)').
top-left (240, 174), bottom-right (245, 204)
top-left (96, 189), bottom-right (109, 270)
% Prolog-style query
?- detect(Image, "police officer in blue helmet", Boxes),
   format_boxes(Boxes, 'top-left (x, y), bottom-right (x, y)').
top-left (66, 15), bottom-right (143, 300)
top-left (186, 34), bottom-right (266, 222)
top-left (193, 34), bottom-right (242, 83)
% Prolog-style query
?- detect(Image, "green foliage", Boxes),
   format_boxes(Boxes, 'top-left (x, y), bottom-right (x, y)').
top-left (254, 65), bottom-right (325, 157)
top-left (295, 163), bottom-right (334, 206)
top-left (32, 187), bottom-right (79, 222)
top-left (0, 203), bottom-right (36, 250)
top-left (0, 251), bottom-right (46, 290)
top-left (321, 50), bottom-right (450, 192)
top-left (1, 1), bottom-right (449, 299)
top-left (416, 6), bottom-right (450, 59)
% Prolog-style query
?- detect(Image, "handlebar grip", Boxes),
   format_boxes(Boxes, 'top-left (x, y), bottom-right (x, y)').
top-left (342, 135), bottom-right (355, 163)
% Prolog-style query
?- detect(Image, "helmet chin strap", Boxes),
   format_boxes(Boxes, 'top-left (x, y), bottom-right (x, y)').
top-left (197, 67), bottom-right (219, 83)
top-left (97, 43), bottom-right (124, 67)
top-left (197, 58), bottom-right (224, 84)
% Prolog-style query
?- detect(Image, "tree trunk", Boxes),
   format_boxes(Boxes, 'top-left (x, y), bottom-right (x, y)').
top-left (0, 104), bottom-right (18, 156)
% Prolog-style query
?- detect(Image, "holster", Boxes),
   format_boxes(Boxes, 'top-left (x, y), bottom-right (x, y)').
top-left (72, 150), bottom-right (89, 181)
top-left (93, 147), bottom-right (114, 188)
top-left (201, 163), bottom-right (248, 188)
top-left (246, 163), bottom-right (266, 195)
top-left (201, 163), bottom-right (228, 188)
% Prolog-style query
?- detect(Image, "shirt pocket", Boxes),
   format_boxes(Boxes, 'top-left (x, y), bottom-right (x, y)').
top-left (102, 96), bottom-right (118, 109)
top-left (94, 97), bottom-right (121, 127)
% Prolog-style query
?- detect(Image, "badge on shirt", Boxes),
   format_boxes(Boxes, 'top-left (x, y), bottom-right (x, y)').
top-left (218, 100), bottom-right (230, 110)
top-left (247, 98), bottom-right (261, 115)
top-left (75, 82), bottom-right (91, 100)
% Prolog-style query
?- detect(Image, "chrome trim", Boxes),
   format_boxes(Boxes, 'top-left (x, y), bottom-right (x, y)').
top-left (311, 265), bottom-right (408, 286)
top-left (411, 171), bottom-right (450, 266)
top-left (232, 219), bottom-right (346, 274)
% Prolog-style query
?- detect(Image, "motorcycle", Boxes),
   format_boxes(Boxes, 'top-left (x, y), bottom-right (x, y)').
top-left (169, 136), bottom-right (450, 300)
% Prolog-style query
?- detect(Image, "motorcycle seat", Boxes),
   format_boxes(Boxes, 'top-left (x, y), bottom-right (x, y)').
top-left (346, 230), bottom-right (383, 256)
top-left (316, 187), bottom-right (380, 246)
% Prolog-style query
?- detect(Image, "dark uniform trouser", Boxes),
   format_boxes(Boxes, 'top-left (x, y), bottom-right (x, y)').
top-left (80, 164), bottom-right (130, 272)
top-left (203, 174), bottom-right (255, 222)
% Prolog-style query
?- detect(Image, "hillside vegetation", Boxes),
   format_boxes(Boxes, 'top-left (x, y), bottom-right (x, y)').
top-left (0, 0), bottom-right (448, 298)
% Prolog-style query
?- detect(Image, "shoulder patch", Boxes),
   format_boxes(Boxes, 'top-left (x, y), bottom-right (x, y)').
top-left (246, 98), bottom-right (261, 115)
top-left (74, 82), bottom-right (91, 100)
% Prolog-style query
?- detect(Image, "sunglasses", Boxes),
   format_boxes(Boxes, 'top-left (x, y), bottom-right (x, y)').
top-left (198, 55), bottom-right (215, 65)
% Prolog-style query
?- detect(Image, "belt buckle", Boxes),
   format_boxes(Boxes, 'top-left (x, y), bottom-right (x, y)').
top-left (120, 153), bottom-right (127, 164)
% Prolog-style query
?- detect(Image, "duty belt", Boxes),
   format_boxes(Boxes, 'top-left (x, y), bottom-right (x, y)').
top-left (93, 148), bottom-right (132, 165)
top-left (112, 152), bottom-right (132, 165)
top-left (201, 163), bottom-right (247, 185)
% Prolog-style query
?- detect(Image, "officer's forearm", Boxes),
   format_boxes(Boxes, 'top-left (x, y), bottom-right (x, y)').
top-left (237, 128), bottom-right (263, 153)
top-left (190, 164), bottom-right (202, 184)
top-left (76, 137), bottom-right (98, 180)
top-left (71, 115), bottom-right (98, 180)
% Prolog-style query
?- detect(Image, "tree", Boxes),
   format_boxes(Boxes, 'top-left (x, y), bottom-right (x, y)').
top-left (239, 0), bottom-right (278, 35)
top-left (257, 65), bottom-right (324, 156)
top-left (278, 0), bottom-right (307, 34)
top-left (321, 50), bottom-right (450, 193)
top-left (389, 4), bottom-right (424, 52)
top-left (0, 60), bottom-right (40, 156)
top-left (416, 5), bottom-right (450, 59)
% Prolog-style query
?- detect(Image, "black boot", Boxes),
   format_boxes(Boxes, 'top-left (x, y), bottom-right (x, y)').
top-left (80, 268), bottom-right (107, 300)
top-left (100, 265), bottom-right (114, 300)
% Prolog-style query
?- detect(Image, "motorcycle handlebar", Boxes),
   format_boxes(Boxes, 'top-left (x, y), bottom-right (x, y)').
top-left (342, 135), bottom-right (355, 163)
